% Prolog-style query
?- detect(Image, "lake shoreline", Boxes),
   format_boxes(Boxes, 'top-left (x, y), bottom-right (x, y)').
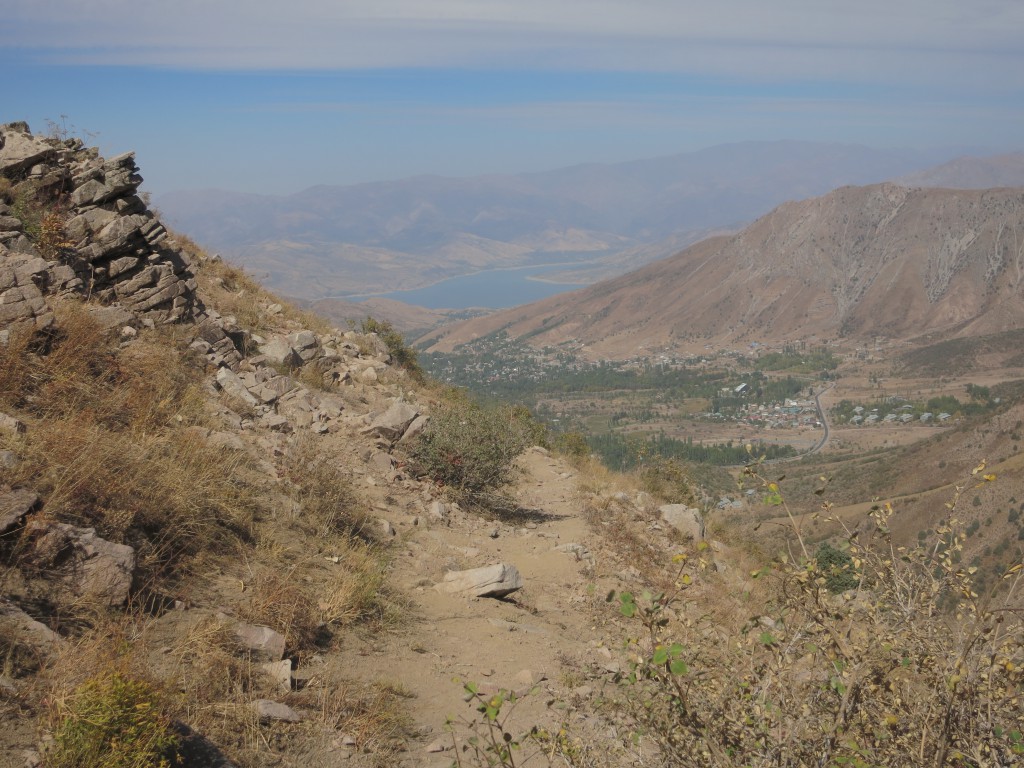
top-left (323, 259), bottom-right (594, 308)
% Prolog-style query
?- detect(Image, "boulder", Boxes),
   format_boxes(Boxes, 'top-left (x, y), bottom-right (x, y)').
top-left (257, 336), bottom-right (300, 368)
top-left (366, 401), bottom-right (419, 441)
top-left (659, 504), bottom-right (704, 541)
top-left (399, 414), bottom-right (430, 443)
top-left (288, 330), bottom-right (319, 362)
top-left (0, 125), bottom-right (55, 176)
top-left (0, 411), bottom-right (26, 435)
top-left (0, 489), bottom-right (38, 535)
top-left (26, 522), bottom-right (136, 605)
top-left (251, 699), bottom-right (301, 723)
top-left (426, 500), bottom-right (448, 522)
top-left (215, 367), bottom-right (260, 407)
top-left (0, 598), bottom-right (63, 651)
top-left (440, 563), bottom-right (523, 598)
top-left (261, 660), bottom-right (293, 693)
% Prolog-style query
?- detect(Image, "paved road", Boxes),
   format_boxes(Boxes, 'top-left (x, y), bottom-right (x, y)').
top-left (806, 381), bottom-right (836, 456)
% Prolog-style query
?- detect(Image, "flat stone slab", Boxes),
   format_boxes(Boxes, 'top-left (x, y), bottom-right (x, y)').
top-left (440, 563), bottom-right (523, 598)
top-left (251, 699), bottom-right (301, 723)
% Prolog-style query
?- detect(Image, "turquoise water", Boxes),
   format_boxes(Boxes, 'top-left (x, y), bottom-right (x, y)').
top-left (356, 263), bottom-right (588, 309)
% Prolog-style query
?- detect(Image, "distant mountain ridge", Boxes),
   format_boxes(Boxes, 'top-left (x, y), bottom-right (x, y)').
top-left (158, 141), bottom-right (965, 301)
top-left (423, 184), bottom-right (1024, 359)
top-left (894, 152), bottom-right (1024, 189)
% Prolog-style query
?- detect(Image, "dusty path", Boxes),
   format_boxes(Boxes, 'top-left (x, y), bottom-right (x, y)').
top-left (343, 448), bottom-right (622, 765)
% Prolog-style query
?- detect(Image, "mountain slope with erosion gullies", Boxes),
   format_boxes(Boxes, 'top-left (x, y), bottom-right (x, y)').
top-left (425, 183), bottom-right (1024, 358)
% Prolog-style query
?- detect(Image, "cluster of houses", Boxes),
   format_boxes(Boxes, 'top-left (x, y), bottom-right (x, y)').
top-left (847, 404), bottom-right (951, 426)
top-left (708, 395), bottom-right (821, 430)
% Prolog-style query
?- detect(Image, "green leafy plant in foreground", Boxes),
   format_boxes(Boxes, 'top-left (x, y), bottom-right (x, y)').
top-left (612, 460), bottom-right (1024, 767)
top-left (447, 681), bottom-right (589, 767)
top-left (49, 673), bottom-right (178, 768)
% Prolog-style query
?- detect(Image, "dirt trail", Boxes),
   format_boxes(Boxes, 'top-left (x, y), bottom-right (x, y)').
top-left (348, 448), bottom-right (617, 765)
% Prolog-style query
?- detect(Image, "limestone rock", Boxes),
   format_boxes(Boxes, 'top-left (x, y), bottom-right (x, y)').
top-left (261, 660), bottom-right (293, 693)
top-left (440, 563), bottom-right (523, 598)
top-left (427, 500), bottom-right (448, 522)
top-left (0, 125), bottom-right (55, 176)
top-left (0, 411), bottom-right (26, 435)
top-left (659, 504), bottom-right (704, 541)
top-left (288, 330), bottom-right (319, 362)
top-left (366, 401), bottom-right (419, 441)
top-left (216, 367), bottom-right (260, 408)
top-left (251, 699), bottom-right (301, 723)
top-left (234, 622), bottom-right (286, 662)
top-left (399, 413), bottom-right (430, 443)
top-left (260, 413), bottom-right (292, 432)
top-left (26, 522), bottom-right (136, 605)
top-left (0, 598), bottom-right (63, 651)
top-left (369, 451), bottom-right (395, 474)
top-left (257, 336), bottom-right (300, 368)
top-left (0, 489), bottom-right (38, 535)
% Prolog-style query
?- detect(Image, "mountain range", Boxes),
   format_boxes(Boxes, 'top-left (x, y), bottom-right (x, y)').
top-left (423, 184), bottom-right (1024, 358)
top-left (158, 141), bottom-right (982, 301)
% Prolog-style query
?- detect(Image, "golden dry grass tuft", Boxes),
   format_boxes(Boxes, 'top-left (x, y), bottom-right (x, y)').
top-left (282, 435), bottom-right (368, 538)
top-left (0, 301), bottom-right (265, 591)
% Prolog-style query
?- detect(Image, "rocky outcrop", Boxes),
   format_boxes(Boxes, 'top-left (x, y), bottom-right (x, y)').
top-left (0, 122), bottom-right (198, 329)
top-left (23, 521), bottom-right (136, 606)
top-left (659, 504), bottom-right (704, 541)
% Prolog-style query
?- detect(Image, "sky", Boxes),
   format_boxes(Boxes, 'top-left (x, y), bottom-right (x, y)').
top-left (3, 0), bottom-right (1023, 195)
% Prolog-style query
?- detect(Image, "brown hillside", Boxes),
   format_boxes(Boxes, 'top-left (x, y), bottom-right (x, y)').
top-left (426, 184), bottom-right (1024, 358)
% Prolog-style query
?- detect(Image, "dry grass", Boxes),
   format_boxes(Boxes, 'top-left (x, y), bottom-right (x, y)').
top-left (177, 233), bottom-right (333, 337)
top-left (315, 538), bottom-right (393, 629)
top-left (0, 301), bottom-right (265, 592)
top-left (238, 568), bottom-right (321, 652)
top-left (291, 672), bottom-right (413, 765)
top-left (282, 435), bottom-right (368, 538)
top-left (167, 614), bottom-right (264, 760)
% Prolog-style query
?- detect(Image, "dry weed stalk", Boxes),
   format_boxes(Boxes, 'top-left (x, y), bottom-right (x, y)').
top-left (612, 459), bottom-right (1024, 767)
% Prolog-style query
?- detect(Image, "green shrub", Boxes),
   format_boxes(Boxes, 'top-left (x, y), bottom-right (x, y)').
top-left (408, 399), bottom-right (534, 508)
top-left (814, 541), bottom-right (860, 593)
top-left (50, 673), bottom-right (178, 768)
top-left (553, 431), bottom-right (591, 460)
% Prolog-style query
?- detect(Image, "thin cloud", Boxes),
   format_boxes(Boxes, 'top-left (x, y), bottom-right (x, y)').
top-left (4, 1), bottom-right (1023, 88)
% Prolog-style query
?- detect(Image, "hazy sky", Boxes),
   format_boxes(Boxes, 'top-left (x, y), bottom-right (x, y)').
top-left (4, 1), bottom-right (1023, 194)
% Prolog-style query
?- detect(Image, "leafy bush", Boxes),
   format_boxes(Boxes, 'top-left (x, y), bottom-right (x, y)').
top-left (408, 399), bottom-right (535, 508)
top-left (814, 541), bottom-right (860, 593)
top-left (612, 463), bottom-right (1024, 766)
top-left (49, 673), bottom-right (178, 768)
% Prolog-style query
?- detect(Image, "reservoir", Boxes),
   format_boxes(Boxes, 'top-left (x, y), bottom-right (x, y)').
top-left (356, 263), bottom-right (589, 310)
